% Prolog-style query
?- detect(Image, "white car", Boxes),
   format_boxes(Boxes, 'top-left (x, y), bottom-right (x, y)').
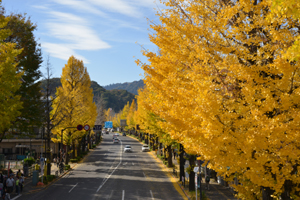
top-left (124, 145), bottom-right (132, 152)
top-left (142, 144), bottom-right (150, 152)
top-left (113, 138), bottom-right (120, 143)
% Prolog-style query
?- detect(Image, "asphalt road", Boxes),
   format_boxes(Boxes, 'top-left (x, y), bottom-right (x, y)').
top-left (19, 132), bottom-right (184, 200)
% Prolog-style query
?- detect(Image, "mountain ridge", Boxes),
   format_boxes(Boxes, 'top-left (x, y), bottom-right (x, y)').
top-left (103, 79), bottom-right (144, 95)
top-left (39, 78), bottom-right (136, 113)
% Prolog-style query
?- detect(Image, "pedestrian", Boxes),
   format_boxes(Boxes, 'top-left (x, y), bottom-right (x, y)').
top-left (173, 150), bottom-right (176, 159)
top-left (15, 177), bottom-right (19, 195)
top-left (0, 172), bottom-right (3, 184)
top-left (16, 170), bottom-right (21, 178)
top-left (19, 175), bottom-right (24, 193)
top-left (3, 176), bottom-right (7, 198)
top-left (205, 175), bottom-right (210, 190)
top-left (0, 180), bottom-right (3, 198)
top-left (4, 189), bottom-right (9, 200)
top-left (5, 176), bottom-right (14, 194)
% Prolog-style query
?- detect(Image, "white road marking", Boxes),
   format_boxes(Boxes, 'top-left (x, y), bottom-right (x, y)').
top-left (123, 162), bottom-right (127, 165)
top-left (104, 153), bottom-right (106, 156)
top-left (96, 140), bottom-right (123, 192)
top-left (69, 183), bottom-right (78, 193)
top-left (122, 190), bottom-right (125, 200)
top-left (143, 172), bottom-right (146, 177)
top-left (150, 190), bottom-right (154, 200)
top-left (11, 194), bottom-right (22, 200)
top-left (132, 162), bottom-right (134, 165)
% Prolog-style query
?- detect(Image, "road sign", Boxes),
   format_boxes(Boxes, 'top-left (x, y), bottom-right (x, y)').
top-left (93, 125), bottom-right (102, 131)
top-left (105, 121), bottom-right (113, 128)
top-left (84, 124), bottom-right (90, 131)
top-left (77, 125), bottom-right (83, 131)
top-left (120, 119), bottom-right (127, 126)
top-left (193, 166), bottom-right (199, 173)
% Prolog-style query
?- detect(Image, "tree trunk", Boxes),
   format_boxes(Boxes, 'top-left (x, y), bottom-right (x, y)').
top-left (189, 155), bottom-right (196, 191)
top-left (82, 137), bottom-right (85, 153)
top-left (262, 187), bottom-right (275, 200)
top-left (280, 180), bottom-right (292, 200)
top-left (167, 145), bottom-right (173, 167)
top-left (72, 141), bottom-right (76, 158)
top-left (77, 142), bottom-right (81, 157)
top-left (179, 144), bottom-right (185, 182)
top-left (66, 145), bottom-right (69, 165)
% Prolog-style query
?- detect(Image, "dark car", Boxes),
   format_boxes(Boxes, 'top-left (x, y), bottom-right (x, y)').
top-left (122, 132), bottom-right (126, 136)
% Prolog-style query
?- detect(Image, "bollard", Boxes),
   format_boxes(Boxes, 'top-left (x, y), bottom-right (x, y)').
top-left (32, 170), bottom-right (39, 186)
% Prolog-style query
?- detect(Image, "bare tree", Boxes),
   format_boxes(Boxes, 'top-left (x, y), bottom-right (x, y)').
top-left (42, 55), bottom-right (69, 175)
top-left (94, 95), bottom-right (106, 125)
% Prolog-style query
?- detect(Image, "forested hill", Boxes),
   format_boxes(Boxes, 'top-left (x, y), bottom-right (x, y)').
top-left (39, 78), bottom-right (135, 113)
top-left (103, 79), bottom-right (144, 95)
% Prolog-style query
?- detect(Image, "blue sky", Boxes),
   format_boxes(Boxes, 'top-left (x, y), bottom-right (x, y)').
top-left (2, 0), bottom-right (163, 86)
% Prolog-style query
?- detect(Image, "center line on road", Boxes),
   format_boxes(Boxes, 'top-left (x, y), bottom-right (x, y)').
top-left (11, 194), bottom-right (22, 200)
top-left (150, 190), bottom-right (154, 200)
top-left (122, 190), bottom-right (125, 200)
top-left (69, 183), bottom-right (78, 193)
top-left (96, 140), bottom-right (123, 192)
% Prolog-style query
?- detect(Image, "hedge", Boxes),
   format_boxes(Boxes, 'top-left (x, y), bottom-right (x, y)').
top-left (23, 157), bottom-right (36, 166)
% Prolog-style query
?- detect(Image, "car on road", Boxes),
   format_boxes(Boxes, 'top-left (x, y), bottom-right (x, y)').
top-left (142, 144), bottom-right (150, 152)
top-left (113, 134), bottom-right (119, 139)
top-left (113, 138), bottom-right (120, 143)
top-left (124, 145), bottom-right (132, 152)
top-left (122, 132), bottom-right (126, 136)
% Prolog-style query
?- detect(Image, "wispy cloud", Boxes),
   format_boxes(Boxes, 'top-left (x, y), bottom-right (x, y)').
top-left (39, 10), bottom-right (110, 62)
top-left (42, 42), bottom-right (89, 63)
top-left (51, 0), bottom-right (106, 16)
top-left (88, 0), bottom-right (141, 17)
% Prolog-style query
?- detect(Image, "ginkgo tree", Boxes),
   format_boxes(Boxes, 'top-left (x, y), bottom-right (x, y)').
top-left (51, 56), bottom-right (97, 164)
top-left (0, 11), bottom-right (22, 139)
top-left (136, 0), bottom-right (300, 199)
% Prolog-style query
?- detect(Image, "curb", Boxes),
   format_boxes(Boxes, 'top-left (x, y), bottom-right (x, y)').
top-left (127, 135), bottom-right (190, 200)
top-left (23, 163), bottom-right (78, 195)
top-left (22, 142), bottom-right (103, 195)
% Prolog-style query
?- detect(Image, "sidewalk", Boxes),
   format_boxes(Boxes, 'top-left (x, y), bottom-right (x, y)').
top-left (9, 162), bottom-right (77, 199)
top-left (170, 155), bottom-right (237, 200)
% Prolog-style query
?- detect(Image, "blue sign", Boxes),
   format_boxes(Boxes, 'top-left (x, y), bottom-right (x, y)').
top-left (105, 121), bottom-right (113, 128)
top-left (93, 125), bottom-right (102, 131)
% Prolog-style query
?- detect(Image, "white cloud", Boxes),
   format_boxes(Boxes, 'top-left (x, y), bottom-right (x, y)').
top-left (42, 43), bottom-right (89, 63)
top-left (39, 10), bottom-right (110, 62)
top-left (51, 0), bottom-right (106, 16)
top-left (88, 0), bottom-right (144, 17)
top-left (48, 11), bottom-right (86, 23)
top-left (46, 22), bottom-right (110, 50)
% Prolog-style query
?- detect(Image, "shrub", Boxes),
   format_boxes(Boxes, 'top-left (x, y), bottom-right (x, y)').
top-left (46, 175), bottom-right (56, 182)
top-left (92, 144), bottom-right (96, 148)
top-left (23, 157), bottom-right (35, 166)
top-left (39, 176), bottom-right (48, 185)
top-left (70, 159), bottom-right (78, 163)
top-left (65, 164), bottom-right (70, 170)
